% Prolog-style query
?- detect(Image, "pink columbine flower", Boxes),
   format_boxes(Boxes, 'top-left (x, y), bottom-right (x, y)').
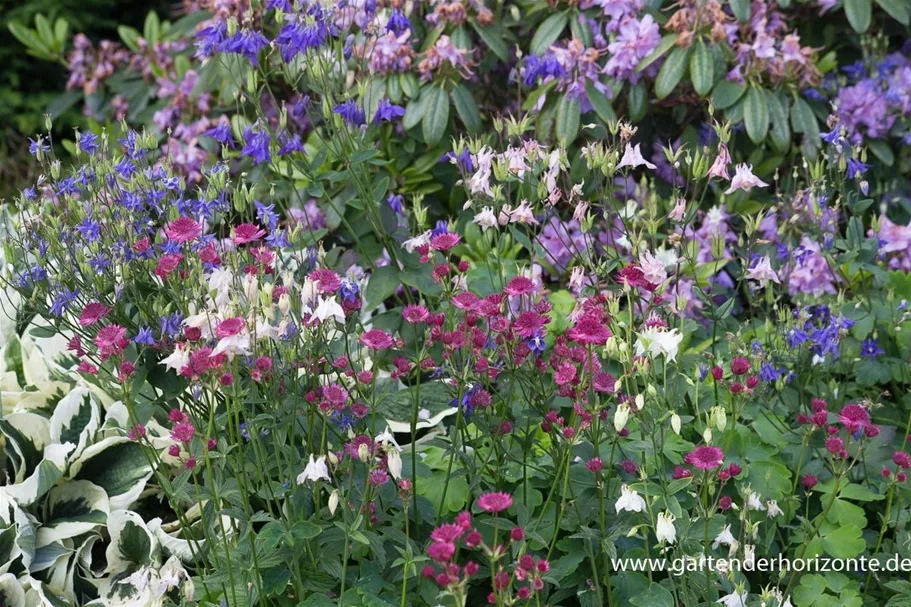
top-left (725, 163), bottom-right (768, 194)
top-left (166, 216), bottom-right (202, 243)
top-left (476, 491), bottom-right (513, 513)
top-left (80, 302), bottom-right (110, 326)
top-left (683, 446), bottom-right (725, 470)
top-left (360, 329), bottom-right (394, 349)
top-left (233, 223), bottom-right (266, 245)
top-left (707, 142), bottom-right (731, 180)
top-left (617, 143), bottom-right (657, 170)
top-left (746, 256), bottom-right (780, 288)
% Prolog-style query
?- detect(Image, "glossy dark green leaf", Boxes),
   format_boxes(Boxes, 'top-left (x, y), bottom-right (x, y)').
top-left (471, 22), bottom-right (510, 61)
top-left (451, 85), bottom-right (482, 133)
top-left (845, 0), bottom-right (872, 32)
top-left (555, 95), bottom-right (581, 145)
top-left (655, 46), bottom-right (690, 99)
top-left (743, 85), bottom-right (769, 143)
top-left (729, 0), bottom-right (751, 22)
top-left (530, 12), bottom-right (569, 56)
top-left (585, 84), bottom-right (616, 124)
top-left (421, 86), bottom-right (450, 146)
top-left (876, 0), bottom-right (910, 24)
top-left (690, 39), bottom-right (714, 97)
top-left (711, 79), bottom-right (746, 109)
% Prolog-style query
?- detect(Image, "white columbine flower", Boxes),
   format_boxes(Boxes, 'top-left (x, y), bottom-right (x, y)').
top-left (472, 207), bottom-right (498, 231)
top-left (639, 250), bottom-right (668, 285)
top-left (767, 500), bottom-right (783, 517)
top-left (746, 490), bottom-right (766, 511)
top-left (718, 591), bottom-right (748, 607)
top-left (387, 450), bottom-right (403, 480)
top-left (634, 328), bottom-right (684, 362)
top-left (402, 230), bottom-right (431, 253)
top-left (617, 143), bottom-right (657, 170)
top-left (746, 255), bottom-right (780, 288)
top-left (712, 525), bottom-right (737, 550)
top-left (656, 511), bottom-right (677, 544)
top-left (614, 403), bottom-right (631, 432)
top-left (615, 484), bottom-right (647, 513)
top-left (725, 163), bottom-right (768, 194)
top-left (313, 297), bottom-right (345, 324)
top-left (161, 344), bottom-right (190, 373)
top-left (297, 455), bottom-right (330, 484)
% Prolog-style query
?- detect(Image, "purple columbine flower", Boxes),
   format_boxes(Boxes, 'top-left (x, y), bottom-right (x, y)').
top-left (241, 127), bottom-right (272, 165)
top-left (374, 98), bottom-right (405, 124)
top-left (333, 100), bottom-right (365, 127)
top-left (203, 122), bottom-right (235, 148)
top-left (860, 338), bottom-right (885, 361)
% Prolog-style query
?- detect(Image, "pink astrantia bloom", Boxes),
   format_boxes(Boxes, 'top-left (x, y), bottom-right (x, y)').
top-left (725, 164), bottom-right (769, 194)
top-left (402, 304), bottom-right (430, 324)
top-left (80, 302), bottom-right (110, 326)
top-left (166, 216), bottom-right (202, 243)
top-left (504, 276), bottom-right (536, 297)
top-left (746, 256), bottom-right (780, 288)
top-left (617, 143), bottom-right (656, 170)
top-left (233, 223), bottom-right (266, 245)
top-left (566, 314), bottom-right (612, 345)
top-left (360, 329), bottom-right (394, 349)
top-left (838, 404), bottom-right (870, 434)
top-left (431, 233), bottom-right (461, 251)
top-left (476, 492), bottom-right (513, 513)
top-left (684, 446), bottom-right (725, 470)
top-left (215, 317), bottom-right (246, 338)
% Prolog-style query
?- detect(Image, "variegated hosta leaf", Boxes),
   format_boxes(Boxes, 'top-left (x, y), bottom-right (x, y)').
top-left (0, 413), bottom-right (52, 483)
top-left (23, 577), bottom-right (72, 607)
top-left (0, 573), bottom-right (26, 607)
top-left (37, 481), bottom-right (110, 546)
top-left (50, 388), bottom-right (100, 460)
top-left (2, 443), bottom-right (74, 507)
top-left (0, 492), bottom-right (36, 574)
top-left (30, 541), bottom-right (73, 573)
top-left (146, 518), bottom-right (202, 564)
top-left (69, 439), bottom-right (154, 511)
top-left (96, 569), bottom-right (157, 607)
top-left (104, 510), bottom-right (159, 574)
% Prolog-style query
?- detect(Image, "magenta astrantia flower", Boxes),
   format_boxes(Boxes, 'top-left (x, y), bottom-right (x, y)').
top-left (402, 304), bottom-right (429, 323)
top-left (215, 317), bottom-right (246, 338)
top-left (430, 523), bottom-right (465, 543)
top-left (476, 491), bottom-right (513, 513)
top-left (80, 302), bottom-right (110, 326)
top-left (683, 446), bottom-right (725, 470)
top-left (233, 223), bottom-right (266, 245)
top-left (430, 232), bottom-right (460, 251)
top-left (513, 311), bottom-right (547, 338)
top-left (94, 324), bottom-right (127, 348)
top-left (566, 314), bottom-right (612, 345)
top-left (504, 276), bottom-right (536, 296)
top-left (170, 422), bottom-right (195, 442)
top-left (309, 268), bottom-right (341, 294)
top-left (452, 292), bottom-right (480, 311)
top-left (838, 404), bottom-right (870, 433)
top-left (360, 329), bottom-right (394, 349)
top-left (166, 216), bottom-right (202, 243)
top-left (427, 542), bottom-right (456, 562)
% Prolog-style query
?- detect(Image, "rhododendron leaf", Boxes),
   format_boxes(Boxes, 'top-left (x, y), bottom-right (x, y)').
top-left (471, 23), bottom-right (509, 61)
top-left (585, 84), bottom-right (616, 125)
top-left (451, 84), bottom-right (482, 133)
top-left (555, 95), bottom-right (580, 146)
top-left (530, 12), bottom-right (568, 57)
top-left (655, 46), bottom-right (690, 100)
top-left (636, 34), bottom-right (677, 74)
top-left (744, 85), bottom-right (770, 144)
top-left (421, 85), bottom-right (450, 146)
top-left (729, 0), bottom-right (751, 23)
top-left (627, 80), bottom-right (648, 121)
top-left (767, 91), bottom-right (791, 152)
top-left (845, 0), bottom-right (872, 32)
top-left (690, 39), bottom-right (714, 97)
top-left (712, 79), bottom-right (746, 110)
top-left (876, 0), bottom-right (910, 24)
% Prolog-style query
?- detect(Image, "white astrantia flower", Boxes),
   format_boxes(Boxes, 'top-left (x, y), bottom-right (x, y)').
top-left (713, 525), bottom-right (737, 549)
top-left (635, 327), bottom-right (684, 362)
top-left (615, 484), bottom-right (647, 513)
top-left (656, 511), bottom-right (676, 544)
top-left (297, 455), bottom-right (330, 484)
top-left (617, 143), bottom-right (657, 170)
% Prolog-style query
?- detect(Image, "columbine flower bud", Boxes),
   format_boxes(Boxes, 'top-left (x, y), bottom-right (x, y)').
top-left (635, 393), bottom-right (644, 410)
top-left (671, 413), bottom-right (681, 435)
top-left (357, 443), bottom-right (370, 462)
top-left (712, 406), bottom-right (727, 431)
top-left (328, 490), bottom-right (339, 515)
top-left (614, 403), bottom-right (630, 433)
top-left (703, 427), bottom-right (713, 443)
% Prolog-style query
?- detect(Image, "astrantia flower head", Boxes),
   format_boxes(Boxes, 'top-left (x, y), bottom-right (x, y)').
top-left (476, 491), bottom-right (513, 513)
top-left (166, 217), bottom-right (202, 243)
top-left (684, 446), bottom-right (725, 470)
top-left (566, 314), bottom-right (612, 345)
top-left (430, 232), bottom-right (461, 251)
top-left (360, 329), bottom-right (394, 349)
top-left (80, 302), bottom-right (110, 326)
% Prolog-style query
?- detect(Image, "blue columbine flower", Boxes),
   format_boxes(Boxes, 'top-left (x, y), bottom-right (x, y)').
top-left (523, 53), bottom-right (565, 87)
top-left (49, 286), bottom-right (79, 317)
top-left (222, 30), bottom-right (269, 65)
top-left (277, 132), bottom-right (306, 156)
top-left (340, 279), bottom-right (359, 302)
top-left (241, 127), bottom-right (272, 165)
top-left (78, 132), bottom-right (99, 155)
top-left (134, 327), bottom-right (156, 345)
top-left (374, 98), bottom-right (405, 124)
top-left (846, 158), bottom-right (872, 180)
top-left (387, 193), bottom-right (405, 215)
top-left (431, 220), bottom-right (449, 237)
top-left (760, 362), bottom-right (783, 382)
top-left (76, 218), bottom-right (102, 243)
top-left (528, 329), bottom-right (547, 356)
top-left (333, 100), bottom-right (365, 127)
top-left (860, 338), bottom-right (885, 361)
top-left (785, 328), bottom-right (809, 349)
top-left (160, 313), bottom-right (183, 339)
top-left (441, 148), bottom-right (474, 173)
top-left (386, 9), bottom-right (411, 35)
top-left (28, 137), bottom-right (49, 157)
top-left (266, 228), bottom-right (291, 249)
top-left (194, 22), bottom-right (227, 59)
top-left (203, 122), bottom-right (235, 148)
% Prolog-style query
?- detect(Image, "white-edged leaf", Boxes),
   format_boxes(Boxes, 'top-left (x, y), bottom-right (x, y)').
top-left (70, 438), bottom-right (154, 511)
top-left (0, 573), bottom-right (26, 607)
top-left (0, 414), bottom-right (51, 483)
top-left (50, 387), bottom-right (100, 459)
top-left (105, 510), bottom-right (158, 572)
top-left (37, 480), bottom-right (110, 545)
top-left (147, 518), bottom-right (202, 563)
top-left (2, 443), bottom-right (74, 507)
